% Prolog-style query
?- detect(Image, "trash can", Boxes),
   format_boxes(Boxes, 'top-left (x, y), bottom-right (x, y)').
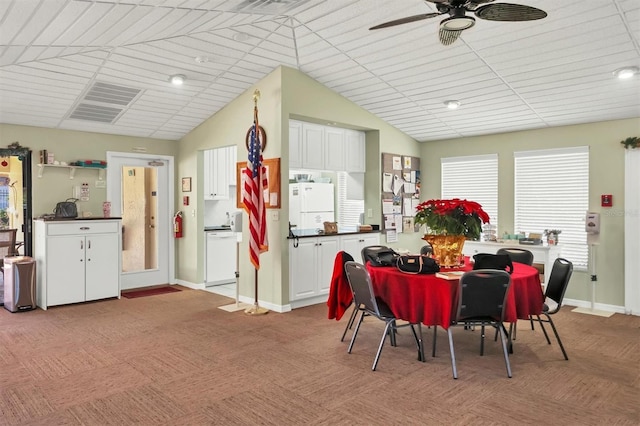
top-left (3, 256), bottom-right (36, 312)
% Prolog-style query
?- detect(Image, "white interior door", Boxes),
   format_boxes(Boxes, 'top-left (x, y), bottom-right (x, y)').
top-left (107, 152), bottom-right (174, 289)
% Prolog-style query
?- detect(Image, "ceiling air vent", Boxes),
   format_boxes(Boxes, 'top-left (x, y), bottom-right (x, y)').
top-left (230, 0), bottom-right (311, 14)
top-left (67, 81), bottom-right (142, 124)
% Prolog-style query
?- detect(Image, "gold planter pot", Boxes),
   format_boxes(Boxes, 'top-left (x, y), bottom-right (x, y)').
top-left (422, 234), bottom-right (467, 268)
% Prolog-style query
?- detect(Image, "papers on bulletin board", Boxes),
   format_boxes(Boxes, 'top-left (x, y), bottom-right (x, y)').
top-left (382, 198), bottom-right (402, 215)
top-left (403, 217), bottom-right (415, 233)
top-left (393, 174), bottom-right (403, 195)
top-left (403, 156), bottom-right (412, 169)
top-left (383, 213), bottom-right (402, 232)
top-left (392, 156), bottom-right (402, 170)
top-left (386, 229), bottom-right (398, 243)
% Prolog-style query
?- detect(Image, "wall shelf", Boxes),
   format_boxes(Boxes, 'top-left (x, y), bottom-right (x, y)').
top-left (37, 164), bottom-right (106, 180)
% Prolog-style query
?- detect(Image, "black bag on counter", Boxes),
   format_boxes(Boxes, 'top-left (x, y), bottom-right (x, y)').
top-left (472, 253), bottom-right (513, 274)
top-left (396, 255), bottom-right (440, 275)
top-left (363, 247), bottom-right (400, 267)
top-left (54, 198), bottom-right (78, 218)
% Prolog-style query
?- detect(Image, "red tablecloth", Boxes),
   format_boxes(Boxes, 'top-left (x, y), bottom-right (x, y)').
top-left (366, 262), bottom-right (543, 329)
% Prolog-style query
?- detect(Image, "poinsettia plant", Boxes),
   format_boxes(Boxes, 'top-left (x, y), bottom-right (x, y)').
top-left (415, 198), bottom-right (490, 240)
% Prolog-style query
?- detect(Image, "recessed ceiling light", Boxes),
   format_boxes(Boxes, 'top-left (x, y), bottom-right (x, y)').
top-left (613, 66), bottom-right (638, 80)
top-left (233, 32), bottom-right (250, 42)
top-left (169, 74), bottom-right (186, 85)
top-left (195, 56), bottom-right (209, 64)
top-left (444, 100), bottom-right (461, 110)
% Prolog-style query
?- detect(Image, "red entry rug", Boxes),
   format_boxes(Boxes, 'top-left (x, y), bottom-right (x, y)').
top-left (122, 286), bottom-right (181, 299)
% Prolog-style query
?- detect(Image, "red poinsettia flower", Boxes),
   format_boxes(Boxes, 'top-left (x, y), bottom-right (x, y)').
top-left (414, 198), bottom-right (490, 240)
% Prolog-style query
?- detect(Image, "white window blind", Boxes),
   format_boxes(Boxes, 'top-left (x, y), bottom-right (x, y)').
top-left (514, 147), bottom-right (589, 269)
top-left (337, 172), bottom-right (364, 228)
top-left (441, 154), bottom-right (498, 235)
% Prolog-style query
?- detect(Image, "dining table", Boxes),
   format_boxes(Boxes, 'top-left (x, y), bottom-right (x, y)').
top-left (365, 261), bottom-right (544, 329)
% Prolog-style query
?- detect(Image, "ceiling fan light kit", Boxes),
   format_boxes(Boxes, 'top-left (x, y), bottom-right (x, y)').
top-left (369, 1), bottom-right (547, 46)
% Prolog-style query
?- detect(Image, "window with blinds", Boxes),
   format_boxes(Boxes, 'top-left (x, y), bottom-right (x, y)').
top-left (514, 147), bottom-right (589, 269)
top-left (441, 154), bottom-right (498, 235)
top-left (337, 172), bottom-right (364, 228)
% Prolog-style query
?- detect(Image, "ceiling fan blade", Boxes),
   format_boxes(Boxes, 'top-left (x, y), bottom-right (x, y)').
top-left (474, 3), bottom-right (547, 21)
top-left (439, 27), bottom-right (462, 45)
top-left (369, 13), bottom-right (440, 30)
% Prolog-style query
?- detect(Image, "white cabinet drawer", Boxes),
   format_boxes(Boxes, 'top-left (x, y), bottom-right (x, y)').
top-left (47, 221), bottom-right (120, 236)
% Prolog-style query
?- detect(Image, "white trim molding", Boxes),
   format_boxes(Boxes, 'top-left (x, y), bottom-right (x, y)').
top-left (624, 148), bottom-right (640, 315)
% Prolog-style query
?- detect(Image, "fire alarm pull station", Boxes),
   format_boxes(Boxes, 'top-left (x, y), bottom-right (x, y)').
top-left (601, 194), bottom-right (612, 207)
top-left (183, 196), bottom-right (189, 206)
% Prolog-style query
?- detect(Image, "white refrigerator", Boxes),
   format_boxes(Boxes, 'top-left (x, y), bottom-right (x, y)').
top-left (289, 183), bottom-right (335, 230)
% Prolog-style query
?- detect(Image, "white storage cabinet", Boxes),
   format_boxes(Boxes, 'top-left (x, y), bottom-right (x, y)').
top-left (206, 231), bottom-right (237, 285)
top-left (34, 219), bottom-right (122, 310)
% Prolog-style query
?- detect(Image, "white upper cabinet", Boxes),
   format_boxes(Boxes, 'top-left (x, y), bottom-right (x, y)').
top-left (228, 145), bottom-right (237, 185)
top-left (289, 120), bottom-right (365, 172)
top-left (324, 127), bottom-right (345, 171)
top-left (289, 120), bottom-right (303, 169)
top-left (344, 129), bottom-right (366, 172)
top-left (301, 122), bottom-right (325, 170)
top-left (204, 146), bottom-right (235, 200)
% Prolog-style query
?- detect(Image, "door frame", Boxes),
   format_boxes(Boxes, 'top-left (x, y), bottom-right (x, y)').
top-left (106, 151), bottom-right (175, 288)
top-left (0, 146), bottom-right (32, 256)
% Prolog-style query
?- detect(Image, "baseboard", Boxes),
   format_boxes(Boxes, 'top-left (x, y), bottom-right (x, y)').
top-left (563, 298), bottom-right (627, 315)
top-left (175, 279), bottom-right (204, 290)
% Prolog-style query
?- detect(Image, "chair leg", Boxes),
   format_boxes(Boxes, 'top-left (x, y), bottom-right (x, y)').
top-left (340, 304), bottom-right (358, 342)
top-left (388, 321), bottom-right (398, 347)
top-left (372, 320), bottom-right (393, 371)
top-left (409, 323), bottom-right (425, 362)
top-left (497, 321), bottom-right (513, 378)
top-left (432, 325), bottom-right (438, 357)
top-left (480, 324), bottom-right (486, 356)
top-left (536, 314), bottom-right (552, 344)
top-left (545, 314), bottom-right (569, 360)
top-left (347, 311), bottom-right (366, 354)
top-left (447, 327), bottom-right (458, 379)
top-left (529, 315), bottom-right (535, 330)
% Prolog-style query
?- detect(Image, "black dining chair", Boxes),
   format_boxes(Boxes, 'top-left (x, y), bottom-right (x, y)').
top-left (343, 261), bottom-right (425, 370)
top-left (496, 247), bottom-right (534, 266)
top-left (420, 243), bottom-right (433, 256)
top-left (439, 269), bottom-right (513, 379)
top-left (529, 258), bottom-right (573, 360)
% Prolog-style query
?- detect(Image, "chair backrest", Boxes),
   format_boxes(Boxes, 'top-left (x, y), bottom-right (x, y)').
top-left (455, 269), bottom-right (512, 322)
top-left (472, 253), bottom-right (514, 273)
top-left (496, 247), bottom-right (534, 266)
top-left (0, 228), bottom-right (17, 258)
top-left (420, 243), bottom-right (433, 256)
top-left (361, 245), bottom-right (391, 265)
top-left (544, 258), bottom-right (573, 311)
top-left (344, 261), bottom-right (381, 317)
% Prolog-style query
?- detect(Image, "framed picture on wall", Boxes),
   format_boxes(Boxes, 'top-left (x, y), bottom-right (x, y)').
top-left (181, 177), bottom-right (192, 192)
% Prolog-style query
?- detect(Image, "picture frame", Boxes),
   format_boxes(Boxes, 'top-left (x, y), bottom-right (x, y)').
top-left (181, 177), bottom-right (192, 192)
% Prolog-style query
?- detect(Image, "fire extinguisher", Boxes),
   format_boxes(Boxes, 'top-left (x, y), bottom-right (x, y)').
top-left (174, 211), bottom-right (183, 238)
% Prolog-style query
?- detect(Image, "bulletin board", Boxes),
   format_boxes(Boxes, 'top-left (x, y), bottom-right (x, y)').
top-left (380, 152), bottom-right (421, 240)
top-left (236, 157), bottom-right (281, 209)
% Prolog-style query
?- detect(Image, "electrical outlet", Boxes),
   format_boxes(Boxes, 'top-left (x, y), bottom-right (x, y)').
top-left (272, 210), bottom-right (279, 221)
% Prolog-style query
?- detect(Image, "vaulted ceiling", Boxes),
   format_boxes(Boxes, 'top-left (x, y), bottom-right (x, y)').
top-left (1, 0), bottom-right (639, 142)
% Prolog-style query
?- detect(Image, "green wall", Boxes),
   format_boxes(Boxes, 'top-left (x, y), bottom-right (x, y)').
top-left (0, 124), bottom-right (176, 218)
top-left (419, 118), bottom-right (640, 307)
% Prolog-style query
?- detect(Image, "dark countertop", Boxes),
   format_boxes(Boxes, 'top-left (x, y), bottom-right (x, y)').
top-left (35, 217), bottom-right (122, 221)
top-left (205, 225), bottom-right (232, 231)
top-left (288, 229), bottom-right (381, 239)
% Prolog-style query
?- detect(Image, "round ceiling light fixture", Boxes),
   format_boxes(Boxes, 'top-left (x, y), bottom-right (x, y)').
top-left (169, 74), bottom-right (186, 85)
top-left (613, 66), bottom-right (638, 80)
top-left (440, 16), bottom-right (475, 31)
top-left (444, 100), bottom-right (461, 110)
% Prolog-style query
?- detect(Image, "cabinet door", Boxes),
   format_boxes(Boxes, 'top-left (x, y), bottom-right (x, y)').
top-left (290, 238), bottom-right (318, 300)
top-left (203, 150), bottom-right (215, 200)
top-left (340, 234), bottom-right (380, 263)
top-left (317, 236), bottom-right (340, 295)
top-left (289, 120), bottom-right (303, 169)
top-left (345, 129), bottom-right (366, 172)
top-left (212, 148), bottom-right (229, 199)
top-left (228, 146), bottom-right (238, 185)
top-left (324, 127), bottom-right (345, 171)
top-left (85, 233), bottom-right (120, 301)
top-left (46, 236), bottom-right (86, 306)
top-left (302, 123), bottom-right (325, 170)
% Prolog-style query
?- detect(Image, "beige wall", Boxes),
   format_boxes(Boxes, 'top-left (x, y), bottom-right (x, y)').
top-left (0, 124), bottom-right (177, 218)
top-left (419, 118), bottom-right (640, 307)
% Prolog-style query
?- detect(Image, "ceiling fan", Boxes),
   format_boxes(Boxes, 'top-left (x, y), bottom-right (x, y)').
top-left (369, 0), bottom-right (547, 46)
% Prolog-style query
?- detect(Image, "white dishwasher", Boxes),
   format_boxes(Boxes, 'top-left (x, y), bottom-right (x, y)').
top-left (206, 231), bottom-right (237, 285)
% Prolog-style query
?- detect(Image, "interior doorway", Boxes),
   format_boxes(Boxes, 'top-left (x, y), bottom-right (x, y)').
top-left (0, 146), bottom-right (32, 257)
top-left (106, 152), bottom-right (174, 290)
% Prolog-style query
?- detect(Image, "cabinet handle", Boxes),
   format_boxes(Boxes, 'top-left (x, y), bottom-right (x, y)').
top-left (88, 240), bottom-right (91, 249)
top-left (80, 240), bottom-right (83, 250)
top-left (80, 227), bottom-right (90, 230)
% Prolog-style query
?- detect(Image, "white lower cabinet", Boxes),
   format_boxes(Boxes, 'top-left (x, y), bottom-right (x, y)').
top-left (206, 232), bottom-right (236, 284)
top-left (289, 232), bottom-right (380, 308)
top-left (34, 219), bottom-right (122, 310)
